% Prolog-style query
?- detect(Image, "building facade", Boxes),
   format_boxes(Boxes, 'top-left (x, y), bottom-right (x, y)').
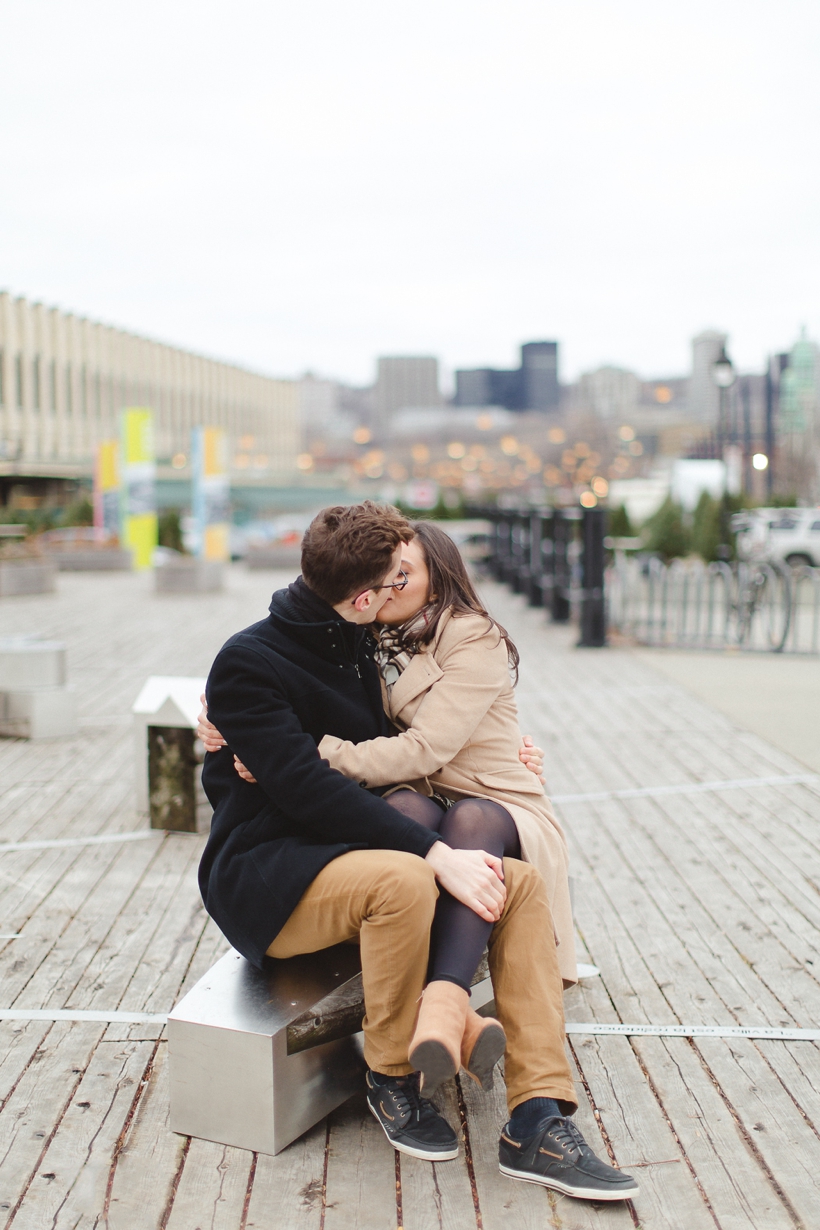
top-left (374, 356), bottom-right (442, 422)
top-left (454, 341), bottom-right (560, 411)
top-left (0, 292), bottom-right (300, 491)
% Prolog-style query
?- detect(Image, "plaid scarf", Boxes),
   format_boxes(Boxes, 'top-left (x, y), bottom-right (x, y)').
top-left (374, 606), bottom-right (434, 698)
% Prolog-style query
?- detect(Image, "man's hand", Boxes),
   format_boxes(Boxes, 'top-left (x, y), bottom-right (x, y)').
top-left (424, 841), bottom-right (507, 923)
top-left (197, 694), bottom-right (227, 753)
top-left (519, 735), bottom-right (546, 784)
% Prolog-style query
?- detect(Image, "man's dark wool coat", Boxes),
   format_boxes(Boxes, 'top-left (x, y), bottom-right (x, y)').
top-left (199, 576), bottom-right (438, 967)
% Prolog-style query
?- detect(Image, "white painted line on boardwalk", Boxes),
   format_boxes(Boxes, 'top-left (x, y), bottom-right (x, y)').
top-left (0, 1009), bottom-right (167, 1024)
top-left (2, 1010), bottom-right (816, 1039)
top-left (0, 830), bottom-right (166, 854)
top-left (565, 1023), bottom-right (820, 1041)
top-left (552, 773), bottom-right (820, 805)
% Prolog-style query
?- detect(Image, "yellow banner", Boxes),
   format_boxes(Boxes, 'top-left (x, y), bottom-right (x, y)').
top-left (121, 408), bottom-right (157, 570)
top-left (122, 408), bottom-right (155, 466)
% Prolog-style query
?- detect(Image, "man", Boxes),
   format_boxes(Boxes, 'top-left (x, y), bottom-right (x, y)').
top-left (200, 501), bottom-right (637, 1201)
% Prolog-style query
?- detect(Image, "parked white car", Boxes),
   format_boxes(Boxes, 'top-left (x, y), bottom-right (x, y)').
top-left (733, 507), bottom-right (820, 567)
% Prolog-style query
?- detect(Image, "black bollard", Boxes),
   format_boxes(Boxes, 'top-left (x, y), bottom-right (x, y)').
top-left (578, 507), bottom-right (607, 647)
top-left (551, 512), bottom-right (572, 623)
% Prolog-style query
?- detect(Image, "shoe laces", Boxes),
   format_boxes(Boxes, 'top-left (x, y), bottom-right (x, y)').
top-left (542, 1116), bottom-right (587, 1160)
top-left (388, 1075), bottom-right (428, 1123)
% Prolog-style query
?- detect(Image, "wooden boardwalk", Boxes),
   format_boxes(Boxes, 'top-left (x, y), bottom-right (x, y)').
top-left (1, 566), bottom-right (820, 1229)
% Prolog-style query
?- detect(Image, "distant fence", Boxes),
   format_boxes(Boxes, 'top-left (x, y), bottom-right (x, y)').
top-left (607, 556), bottom-right (820, 654)
top-left (478, 506), bottom-right (820, 655)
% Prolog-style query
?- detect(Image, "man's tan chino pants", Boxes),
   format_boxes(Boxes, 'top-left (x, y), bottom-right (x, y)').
top-left (267, 850), bottom-right (577, 1112)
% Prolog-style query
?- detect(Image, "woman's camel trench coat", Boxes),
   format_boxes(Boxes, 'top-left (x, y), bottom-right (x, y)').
top-left (319, 609), bottom-right (577, 985)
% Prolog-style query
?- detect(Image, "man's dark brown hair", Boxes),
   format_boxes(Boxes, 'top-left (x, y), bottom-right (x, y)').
top-left (301, 501), bottom-right (413, 606)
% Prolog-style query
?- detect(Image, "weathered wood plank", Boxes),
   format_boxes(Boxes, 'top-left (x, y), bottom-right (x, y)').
top-left (0, 1022), bottom-right (105, 1219)
top-left (106, 1041), bottom-right (186, 1230)
top-left (244, 1121), bottom-right (326, 1230)
top-left (164, 1136), bottom-right (254, 1230)
top-left (399, 1080), bottom-right (477, 1230)
top-left (12, 1039), bottom-right (154, 1229)
top-left (323, 1093), bottom-right (398, 1230)
top-left (633, 1037), bottom-right (796, 1230)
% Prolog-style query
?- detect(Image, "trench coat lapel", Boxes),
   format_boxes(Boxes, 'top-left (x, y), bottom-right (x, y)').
top-left (390, 653), bottom-right (444, 718)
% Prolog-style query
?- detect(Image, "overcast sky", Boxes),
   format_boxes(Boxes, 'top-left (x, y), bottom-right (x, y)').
top-left (1, 0), bottom-right (818, 388)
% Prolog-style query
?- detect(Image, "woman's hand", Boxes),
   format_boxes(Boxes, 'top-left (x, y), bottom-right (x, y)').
top-left (234, 755), bottom-right (258, 784)
top-left (519, 735), bottom-right (546, 784)
top-left (424, 842), bottom-right (507, 923)
top-left (197, 694), bottom-right (227, 753)
top-left (197, 694), bottom-right (258, 783)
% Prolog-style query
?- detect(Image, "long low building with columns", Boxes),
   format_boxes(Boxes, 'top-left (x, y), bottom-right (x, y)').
top-left (0, 291), bottom-right (300, 506)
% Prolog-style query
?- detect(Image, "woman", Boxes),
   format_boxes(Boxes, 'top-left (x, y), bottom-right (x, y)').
top-left (200, 521), bottom-right (575, 1096)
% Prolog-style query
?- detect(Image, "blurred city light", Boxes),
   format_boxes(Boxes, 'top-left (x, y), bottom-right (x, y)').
top-left (296, 453), bottom-right (313, 471)
top-left (447, 441), bottom-right (466, 458)
top-left (580, 491), bottom-right (597, 507)
top-left (353, 427), bottom-right (372, 444)
top-left (500, 435), bottom-right (519, 455)
top-left (618, 425), bottom-right (635, 441)
top-left (752, 453), bottom-right (769, 471)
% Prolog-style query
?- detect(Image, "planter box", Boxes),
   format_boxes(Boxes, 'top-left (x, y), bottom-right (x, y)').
top-left (245, 546), bottom-right (302, 571)
top-left (47, 549), bottom-right (133, 572)
top-left (0, 686), bottom-right (78, 738)
top-left (0, 638), bottom-right (67, 688)
top-left (0, 559), bottom-right (57, 597)
top-left (155, 559), bottom-right (224, 594)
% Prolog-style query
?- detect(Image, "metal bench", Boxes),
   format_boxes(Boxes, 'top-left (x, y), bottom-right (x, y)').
top-left (168, 945), bottom-right (494, 1156)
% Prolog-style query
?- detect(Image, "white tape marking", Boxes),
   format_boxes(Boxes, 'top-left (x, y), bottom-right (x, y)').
top-left (552, 773), bottom-right (820, 805)
top-left (0, 1009), bottom-right (167, 1024)
top-left (565, 1022), bottom-right (820, 1041)
top-left (0, 830), bottom-right (165, 854)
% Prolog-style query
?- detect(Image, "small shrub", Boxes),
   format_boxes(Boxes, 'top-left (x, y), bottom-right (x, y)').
top-left (158, 508), bottom-right (185, 553)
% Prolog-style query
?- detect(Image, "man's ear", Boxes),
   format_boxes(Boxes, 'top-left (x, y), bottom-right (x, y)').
top-left (352, 589), bottom-right (375, 614)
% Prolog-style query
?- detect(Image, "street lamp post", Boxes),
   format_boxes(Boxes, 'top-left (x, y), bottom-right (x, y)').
top-left (711, 344), bottom-right (736, 458)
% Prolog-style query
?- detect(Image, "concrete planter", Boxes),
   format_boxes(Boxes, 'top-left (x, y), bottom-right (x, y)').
top-left (47, 549), bottom-right (133, 572)
top-left (245, 546), bottom-right (302, 571)
top-left (0, 559), bottom-right (57, 597)
top-left (155, 559), bottom-right (224, 594)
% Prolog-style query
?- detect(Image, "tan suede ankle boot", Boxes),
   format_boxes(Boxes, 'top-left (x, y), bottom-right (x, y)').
top-left (409, 981), bottom-right (469, 1097)
top-left (461, 1007), bottom-right (506, 1091)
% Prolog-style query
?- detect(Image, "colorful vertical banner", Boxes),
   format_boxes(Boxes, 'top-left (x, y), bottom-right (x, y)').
top-left (94, 440), bottom-right (120, 539)
top-left (121, 408), bottom-right (157, 570)
top-left (192, 426), bottom-right (230, 561)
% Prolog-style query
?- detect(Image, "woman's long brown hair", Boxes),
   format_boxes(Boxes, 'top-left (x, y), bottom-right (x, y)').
top-left (405, 520), bottom-right (520, 682)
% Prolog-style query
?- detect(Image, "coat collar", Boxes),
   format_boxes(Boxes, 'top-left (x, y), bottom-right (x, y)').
top-left (267, 576), bottom-right (368, 666)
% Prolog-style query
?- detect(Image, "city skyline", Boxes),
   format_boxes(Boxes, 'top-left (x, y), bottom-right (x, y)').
top-left (0, 1), bottom-right (818, 388)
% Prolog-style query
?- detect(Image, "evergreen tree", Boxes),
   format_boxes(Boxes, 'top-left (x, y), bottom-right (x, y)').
top-left (608, 503), bottom-right (634, 537)
top-left (691, 491), bottom-right (721, 561)
top-left (642, 496), bottom-right (690, 561)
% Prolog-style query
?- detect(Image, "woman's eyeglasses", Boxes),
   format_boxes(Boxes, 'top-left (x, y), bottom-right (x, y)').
top-left (378, 569), bottom-right (409, 592)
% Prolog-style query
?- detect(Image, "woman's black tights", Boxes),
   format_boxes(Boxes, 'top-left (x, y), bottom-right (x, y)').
top-left (385, 790), bottom-right (520, 993)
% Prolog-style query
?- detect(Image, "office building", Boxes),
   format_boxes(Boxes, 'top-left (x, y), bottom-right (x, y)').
top-left (689, 330), bottom-right (727, 425)
top-left (454, 341), bottom-right (560, 412)
top-left (0, 291), bottom-right (300, 497)
top-left (374, 356), bottom-right (442, 422)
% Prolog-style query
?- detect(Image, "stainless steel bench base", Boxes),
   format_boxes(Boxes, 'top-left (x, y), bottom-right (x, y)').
top-left (168, 946), bottom-right (366, 1156)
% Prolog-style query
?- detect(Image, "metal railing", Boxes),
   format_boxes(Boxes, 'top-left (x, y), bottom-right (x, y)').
top-left (477, 506), bottom-right (607, 646)
top-left (607, 556), bottom-right (820, 654)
